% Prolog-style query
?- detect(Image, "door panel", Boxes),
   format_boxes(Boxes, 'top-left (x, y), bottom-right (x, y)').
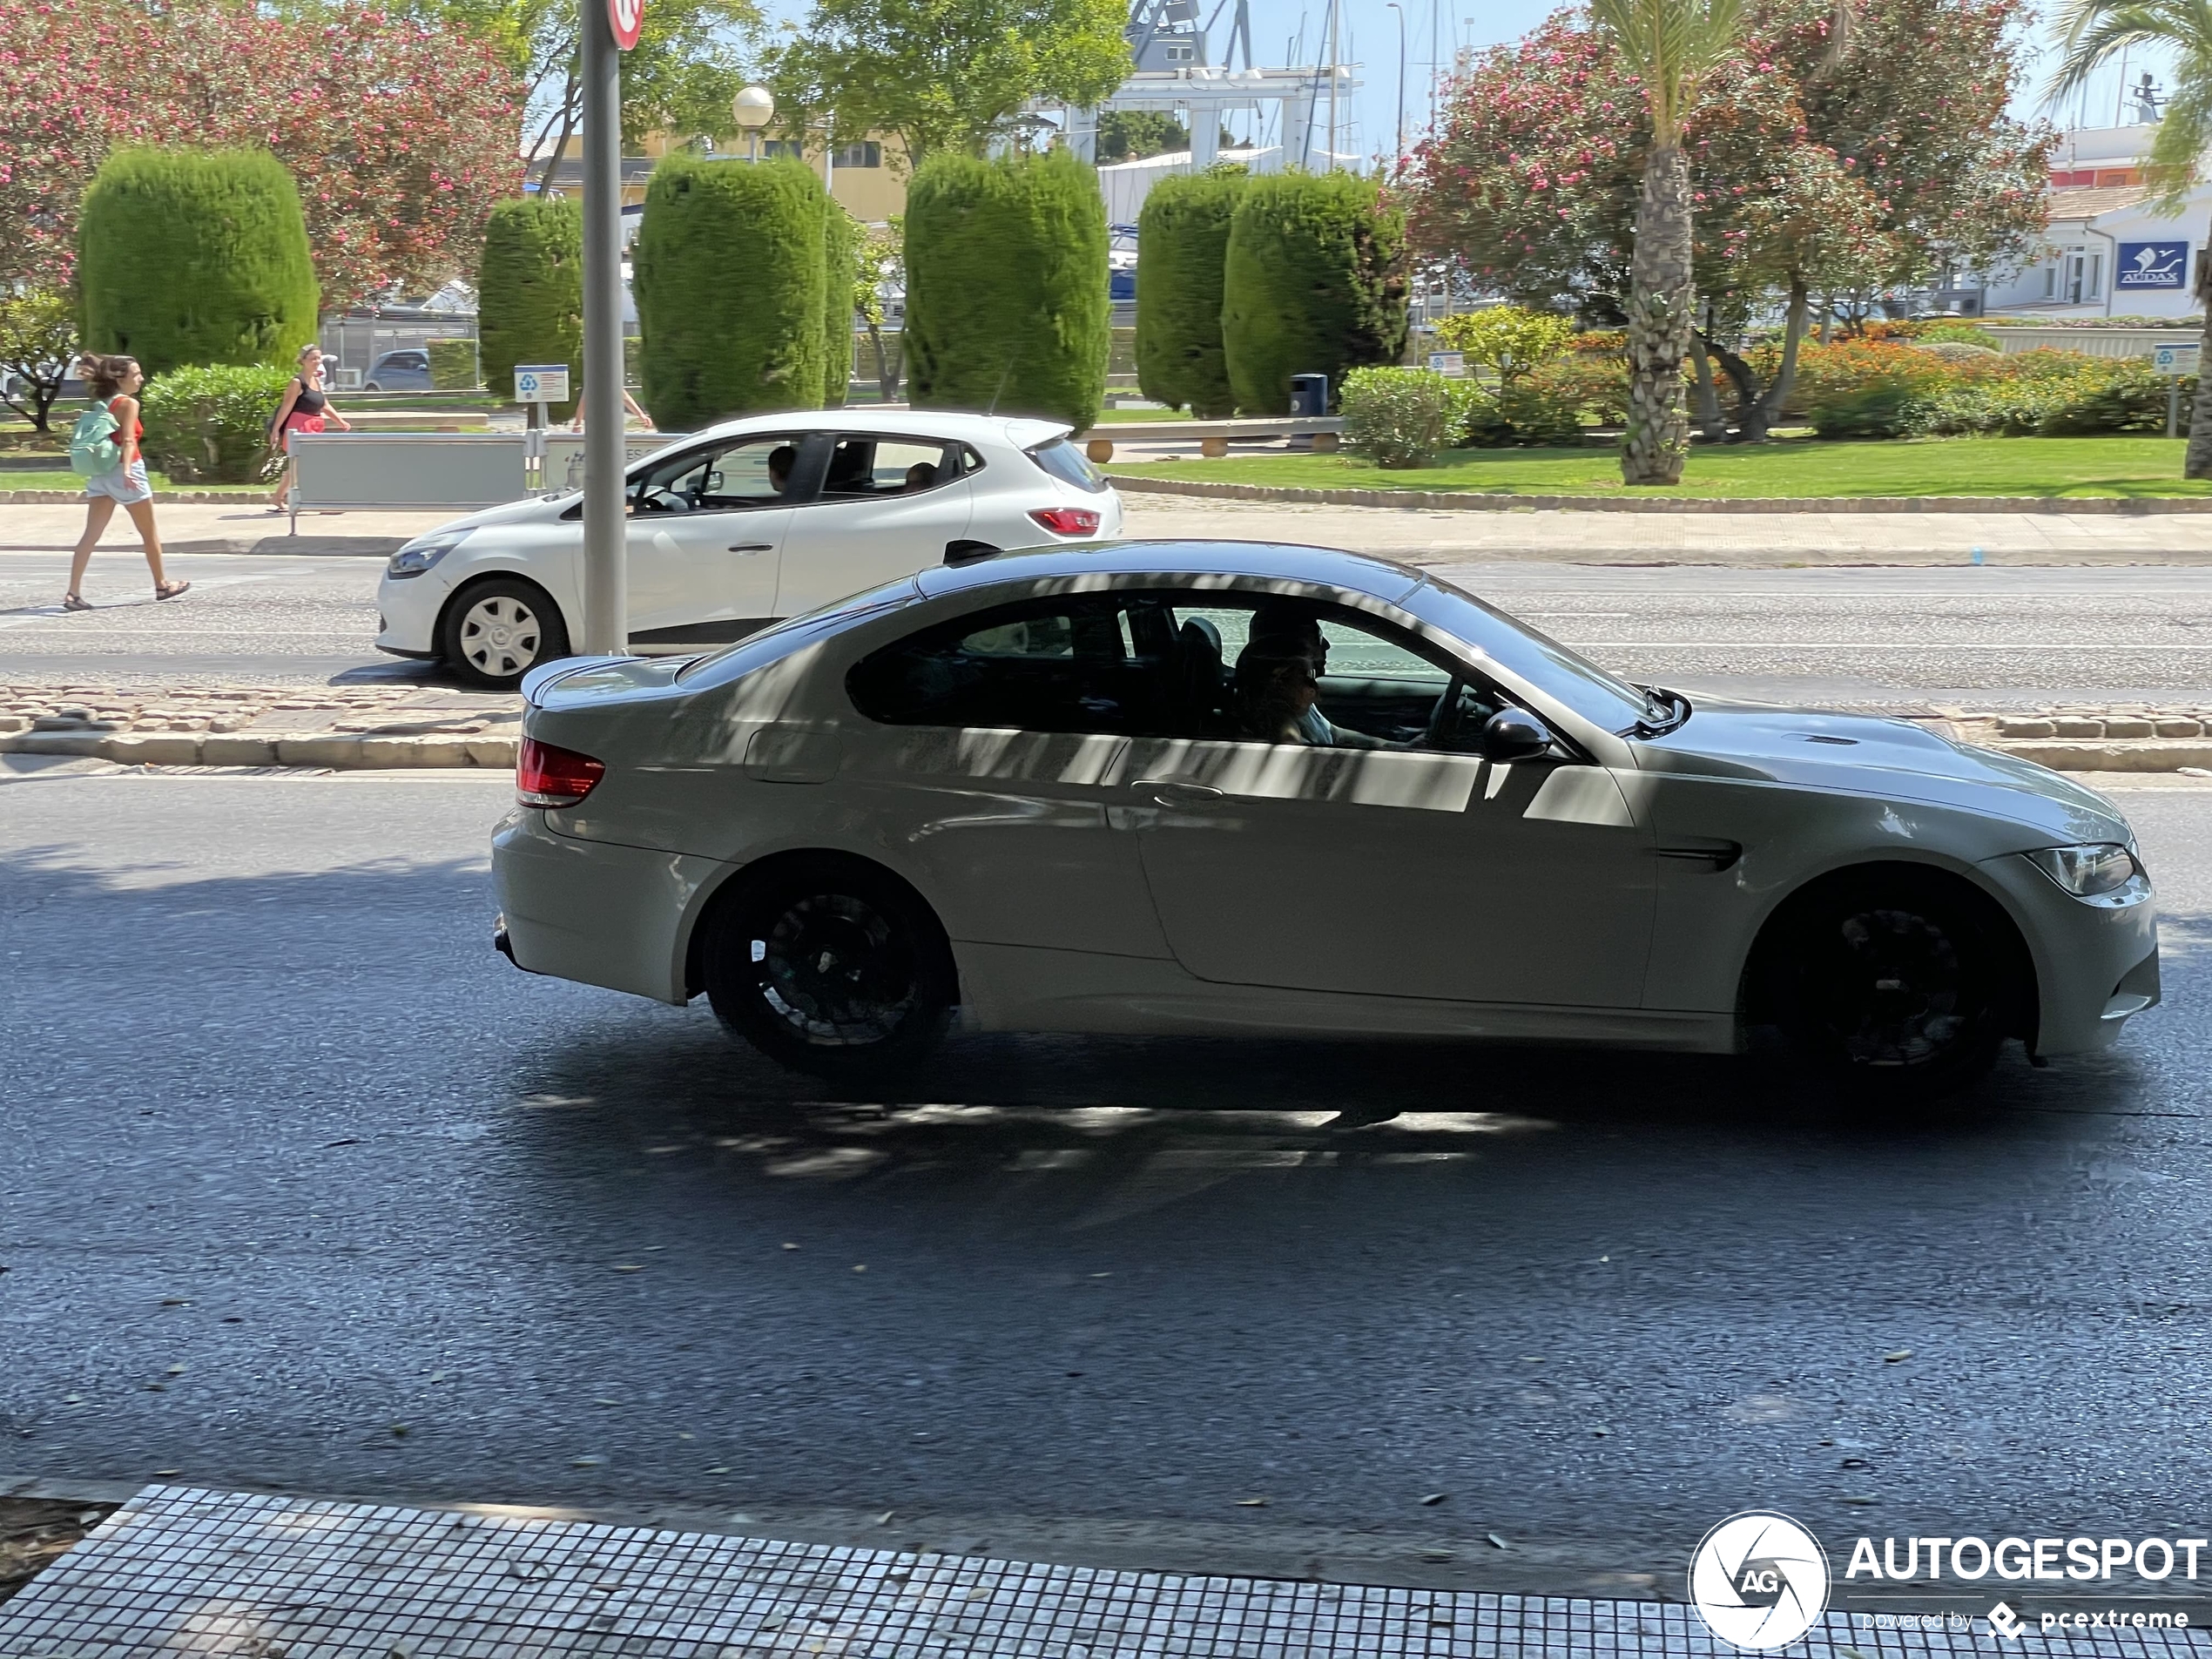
top-left (778, 435), bottom-right (974, 613)
top-left (627, 507), bottom-right (790, 644)
top-left (1118, 737), bottom-right (1656, 1007)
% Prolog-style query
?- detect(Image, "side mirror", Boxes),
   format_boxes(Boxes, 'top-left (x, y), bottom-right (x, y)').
top-left (1480, 707), bottom-right (1554, 761)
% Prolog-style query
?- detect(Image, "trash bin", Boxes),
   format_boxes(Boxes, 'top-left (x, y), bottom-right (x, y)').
top-left (1289, 373), bottom-right (1330, 416)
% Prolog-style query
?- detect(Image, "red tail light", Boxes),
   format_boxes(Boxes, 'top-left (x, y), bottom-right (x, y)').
top-left (516, 738), bottom-right (604, 808)
top-left (1029, 507), bottom-right (1102, 536)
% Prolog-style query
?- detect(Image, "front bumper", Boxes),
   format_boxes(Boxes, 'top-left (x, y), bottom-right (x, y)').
top-left (374, 571), bottom-right (448, 658)
top-left (1981, 853), bottom-right (2160, 1055)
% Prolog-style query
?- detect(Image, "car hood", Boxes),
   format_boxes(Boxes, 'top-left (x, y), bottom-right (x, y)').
top-left (1633, 701), bottom-right (2131, 845)
top-left (410, 493), bottom-right (573, 543)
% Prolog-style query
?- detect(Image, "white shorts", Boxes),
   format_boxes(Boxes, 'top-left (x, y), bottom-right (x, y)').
top-left (84, 459), bottom-right (152, 505)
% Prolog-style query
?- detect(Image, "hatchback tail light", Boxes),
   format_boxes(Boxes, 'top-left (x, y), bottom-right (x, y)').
top-left (517, 738), bottom-right (604, 808)
top-left (1029, 506), bottom-right (1102, 536)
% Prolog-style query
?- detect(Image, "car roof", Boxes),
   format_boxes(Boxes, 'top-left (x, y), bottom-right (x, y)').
top-left (686, 408), bottom-right (1070, 448)
top-left (914, 540), bottom-right (1426, 605)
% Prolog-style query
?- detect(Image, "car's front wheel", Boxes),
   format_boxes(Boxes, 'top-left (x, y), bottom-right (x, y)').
top-left (703, 858), bottom-right (955, 1076)
top-left (1769, 873), bottom-right (2013, 1099)
top-left (439, 576), bottom-right (569, 690)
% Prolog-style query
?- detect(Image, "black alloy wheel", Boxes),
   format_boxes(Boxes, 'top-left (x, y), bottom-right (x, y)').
top-left (705, 860), bottom-right (954, 1076)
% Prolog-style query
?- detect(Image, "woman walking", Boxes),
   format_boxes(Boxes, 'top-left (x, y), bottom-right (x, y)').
top-left (63, 354), bottom-right (186, 610)
top-left (267, 342), bottom-right (351, 512)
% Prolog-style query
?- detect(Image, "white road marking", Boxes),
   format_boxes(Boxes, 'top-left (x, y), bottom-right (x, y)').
top-left (1572, 640), bottom-right (2212, 651)
top-left (0, 566), bottom-right (318, 629)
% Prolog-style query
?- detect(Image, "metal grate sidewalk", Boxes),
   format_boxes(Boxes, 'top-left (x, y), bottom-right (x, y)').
top-left (2, 1486), bottom-right (2206, 1657)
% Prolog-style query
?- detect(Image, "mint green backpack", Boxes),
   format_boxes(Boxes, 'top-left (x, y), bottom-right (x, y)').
top-left (70, 404), bottom-right (122, 475)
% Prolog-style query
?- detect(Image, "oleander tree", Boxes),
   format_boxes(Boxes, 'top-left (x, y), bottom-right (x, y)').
top-left (0, 0), bottom-right (522, 305)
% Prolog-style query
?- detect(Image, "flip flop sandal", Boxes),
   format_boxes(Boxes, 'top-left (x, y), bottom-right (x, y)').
top-left (154, 581), bottom-right (191, 601)
top-left (61, 593), bottom-right (93, 611)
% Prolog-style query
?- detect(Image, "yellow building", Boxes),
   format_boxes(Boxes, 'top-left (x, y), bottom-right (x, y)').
top-left (531, 130), bottom-right (907, 223)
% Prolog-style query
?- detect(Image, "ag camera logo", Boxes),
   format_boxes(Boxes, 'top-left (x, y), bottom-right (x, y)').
top-left (1689, 1511), bottom-right (1832, 1649)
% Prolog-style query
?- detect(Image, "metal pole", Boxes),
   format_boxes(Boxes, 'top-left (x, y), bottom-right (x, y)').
top-left (2169, 380), bottom-right (2179, 439)
top-left (581, 0), bottom-right (627, 656)
top-left (1386, 2), bottom-right (1405, 159)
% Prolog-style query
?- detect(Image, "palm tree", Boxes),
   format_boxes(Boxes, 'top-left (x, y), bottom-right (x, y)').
top-left (2047, 0), bottom-right (2212, 476)
top-left (1589, 0), bottom-right (1743, 484)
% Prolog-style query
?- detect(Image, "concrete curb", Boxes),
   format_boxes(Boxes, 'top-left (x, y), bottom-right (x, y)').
top-left (0, 730), bottom-right (516, 770)
top-left (1106, 474), bottom-right (2212, 515)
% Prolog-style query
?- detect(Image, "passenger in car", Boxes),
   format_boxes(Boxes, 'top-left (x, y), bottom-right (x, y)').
top-left (904, 461), bottom-right (937, 491)
top-left (767, 445), bottom-right (797, 496)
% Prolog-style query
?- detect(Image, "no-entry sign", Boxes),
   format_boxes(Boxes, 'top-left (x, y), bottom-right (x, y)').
top-left (608, 0), bottom-right (642, 51)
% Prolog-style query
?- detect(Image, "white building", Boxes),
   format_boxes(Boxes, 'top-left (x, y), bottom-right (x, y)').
top-left (1979, 125), bottom-right (2208, 318)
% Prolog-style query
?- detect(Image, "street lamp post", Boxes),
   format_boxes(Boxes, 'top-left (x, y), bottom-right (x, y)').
top-left (732, 84), bottom-right (774, 161)
top-left (579, 0), bottom-right (631, 656)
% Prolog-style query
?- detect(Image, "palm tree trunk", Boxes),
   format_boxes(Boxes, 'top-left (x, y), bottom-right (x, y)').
top-left (1622, 144), bottom-right (1694, 485)
top-left (2188, 276), bottom-right (2212, 478)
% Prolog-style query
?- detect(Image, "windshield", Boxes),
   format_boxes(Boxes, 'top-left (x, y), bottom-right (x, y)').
top-left (676, 577), bottom-right (921, 685)
top-left (1026, 438), bottom-right (1110, 494)
top-left (1397, 576), bottom-right (1655, 732)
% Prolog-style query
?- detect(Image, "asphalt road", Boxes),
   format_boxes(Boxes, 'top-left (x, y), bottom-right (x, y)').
top-left (3, 770), bottom-right (2209, 1595)
top-left (7, 544), bottom-right (2212, 709)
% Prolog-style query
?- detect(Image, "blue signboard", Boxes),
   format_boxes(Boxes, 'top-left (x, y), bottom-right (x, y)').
top-left (2117, 241), bottom-right (2190, 289)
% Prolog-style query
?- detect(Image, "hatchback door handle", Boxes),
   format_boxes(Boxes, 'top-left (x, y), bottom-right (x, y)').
top-left (1137, 779), bottom-right (1224, 806)
top-left (728, 543), bottom-right (774, 554)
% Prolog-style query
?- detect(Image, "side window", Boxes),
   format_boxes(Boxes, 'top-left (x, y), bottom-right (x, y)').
top-left (847, 597), bottom-right (1170, 733)
top-left (823, 435), bottom-right (961, 498)
top-left (1161, 594), bottom-right (1494, 749)
top-left (630, 435), bottom-right (800, 515)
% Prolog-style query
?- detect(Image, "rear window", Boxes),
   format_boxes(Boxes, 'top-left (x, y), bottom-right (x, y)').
top-left (1025, 438), bottom-right (1109, 494)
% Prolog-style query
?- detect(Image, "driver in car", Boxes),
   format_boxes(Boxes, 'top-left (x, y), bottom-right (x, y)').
top-left (1232, 601), bottom-right (1387, 748)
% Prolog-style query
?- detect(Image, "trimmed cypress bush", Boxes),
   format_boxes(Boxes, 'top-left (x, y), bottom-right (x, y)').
top-left (78, 148), bottom-right (318, 376)
top-left (427, 338), bottom-right (479, 389)
top-left (1222, 172), bottom-right (1408, 415)
top-left (477, 199), bottom-right (584, 419)
top-left (904, 150), bottom-right (1109, 430)
top-left (633, 155), bottom-right (829, 427)
top-left (1136, 170), bottom-right (1245, 417)
top-left (821, 203), bottom-right (860, 408)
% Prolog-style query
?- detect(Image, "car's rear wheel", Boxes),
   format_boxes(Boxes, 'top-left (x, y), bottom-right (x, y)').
top-left (703, 859), bottom-right (955, 1076)
top-left (440, 576), bottom-right (569, 690)
top-left (1770, 874), bottom-right (2010, 1099)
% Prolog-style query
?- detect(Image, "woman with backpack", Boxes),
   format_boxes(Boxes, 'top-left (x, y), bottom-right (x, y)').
top-left (63, 354), bottom-right (185, 610)
top-left (266, 342), bottom-right (350, 513)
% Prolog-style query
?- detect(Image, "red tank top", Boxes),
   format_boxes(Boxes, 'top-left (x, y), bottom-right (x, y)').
top-left (109, 396), bottom-right (143, 443)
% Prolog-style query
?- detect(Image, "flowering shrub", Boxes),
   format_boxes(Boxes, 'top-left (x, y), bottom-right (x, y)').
top-left (1905, 357), bottom-right (2188, 437)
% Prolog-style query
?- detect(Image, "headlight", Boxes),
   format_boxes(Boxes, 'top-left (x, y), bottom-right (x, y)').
top-left (2024, 842), bottom-right (2148, 902)
top-left (387, 532), bottom-right (465, 578)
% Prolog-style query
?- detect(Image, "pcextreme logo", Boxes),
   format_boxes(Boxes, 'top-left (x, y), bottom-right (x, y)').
top-left (1688, 1512), bottom-right (1832, 1650)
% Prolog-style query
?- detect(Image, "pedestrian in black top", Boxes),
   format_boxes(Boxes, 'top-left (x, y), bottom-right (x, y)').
top-left (267, 342), bottom-right (351, 512)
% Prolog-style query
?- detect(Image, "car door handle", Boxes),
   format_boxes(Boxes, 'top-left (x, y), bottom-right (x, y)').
top-left (1136, 779), bottom-right (1224, 806)
top-left (727, 543), bottom-right (774, 554)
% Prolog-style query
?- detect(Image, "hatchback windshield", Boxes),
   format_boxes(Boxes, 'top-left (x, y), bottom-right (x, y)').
top-left (1025, 438), bottom-right (1109, 493)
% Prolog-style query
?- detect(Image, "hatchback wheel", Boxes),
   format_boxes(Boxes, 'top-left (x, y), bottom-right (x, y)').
top-left (704, 860), bottom-right (955, 1076)
top-left (1773, 877), bottom-right (2008, 1098)
top-left (441, 577), bottom-right (568, 689)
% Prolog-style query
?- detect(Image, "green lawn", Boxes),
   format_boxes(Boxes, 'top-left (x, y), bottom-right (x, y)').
top-left (0, 469), bottom-right (267, 495)
top-left (1092, 406), bottom-right (1194, 423)
top-left (1108, 435), bottom-right (2212, 498)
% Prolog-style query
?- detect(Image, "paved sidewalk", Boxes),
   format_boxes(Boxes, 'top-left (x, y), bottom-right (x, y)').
top-left (4, 1485), bottom-right (2197, 1658)
top-left (17, 498), bottom-right (2212, 567)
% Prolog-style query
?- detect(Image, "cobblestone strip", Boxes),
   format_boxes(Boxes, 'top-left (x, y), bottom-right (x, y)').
top-left (0, 682), bottom-right (521, 771)
top-left (3, 1486), bottom-right (2203, 1658)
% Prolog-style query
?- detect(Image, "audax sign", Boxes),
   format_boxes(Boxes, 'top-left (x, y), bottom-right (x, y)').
top-left (2117, 241), bottom-right (2190, 289)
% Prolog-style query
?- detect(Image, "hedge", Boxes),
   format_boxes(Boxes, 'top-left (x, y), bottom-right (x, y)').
top-left (477, 199), bottom-right (583, 418)
top-left (1135, 171), bottom-right (1245, 417)
top-left (139, 362), bottom-right (294, 482)
top-left (1221, 171), bottom-right (1407, 415)
top-left (427, 338), bottom-right (478, 390)
top-left (634, 155), bottom-right (829, 428)
top-left (821, 203), bottom-right (860, 408)
top-left (904, 149), bottom-right (1109, 430)
top-left (78, 148), bottom-right (318, 376)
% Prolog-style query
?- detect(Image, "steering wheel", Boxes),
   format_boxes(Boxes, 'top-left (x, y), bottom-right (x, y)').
top-left (1423, 679), bottom-right (1469, 747)
top-left (637, 485), bottom-right (691, 514)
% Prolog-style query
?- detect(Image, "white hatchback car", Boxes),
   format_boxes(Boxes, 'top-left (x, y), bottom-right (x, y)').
top-left (492, 542), bottom-right (2160, 1098)
top-left (375, 410), bottom-right (1123, 687)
